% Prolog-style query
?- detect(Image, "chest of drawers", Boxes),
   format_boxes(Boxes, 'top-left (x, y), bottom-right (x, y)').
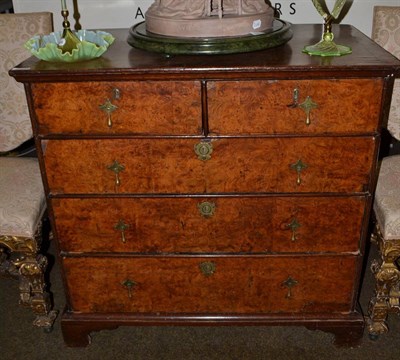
top-left (11, 24), bottom-right (400, 347)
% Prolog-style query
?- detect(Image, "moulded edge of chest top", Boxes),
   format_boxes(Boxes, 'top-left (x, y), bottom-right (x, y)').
top-left (9, 64), bottom-right (400, 83)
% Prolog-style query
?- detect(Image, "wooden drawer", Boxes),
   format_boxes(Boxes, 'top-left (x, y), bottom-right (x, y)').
top-left (43, 137), bottom-right (375, 194)
top-left (32, 81), bottom-right (202, 135)
top-left (207, 79), bottom-right (383, 135)
top-left (63, 256), bottom-right (357, 313)
top-left (53, 196), bottom-right (365, 254)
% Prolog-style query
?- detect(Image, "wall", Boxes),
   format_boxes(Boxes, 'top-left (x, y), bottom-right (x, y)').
top-left (12, 0), bottom-right (400, 36)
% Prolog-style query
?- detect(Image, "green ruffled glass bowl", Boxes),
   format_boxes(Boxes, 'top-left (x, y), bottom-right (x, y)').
top-left (25, 30), bottom-right (115, 62)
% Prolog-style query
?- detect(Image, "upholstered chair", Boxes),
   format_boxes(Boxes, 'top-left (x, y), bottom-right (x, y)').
top-left (0, 12), bottom-right (57, 330)
top-left (367, 6), bottom-right (400, 340)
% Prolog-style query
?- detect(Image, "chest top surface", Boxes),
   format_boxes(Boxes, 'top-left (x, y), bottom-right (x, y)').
top-left (10, 24), bottom-right (400, 82)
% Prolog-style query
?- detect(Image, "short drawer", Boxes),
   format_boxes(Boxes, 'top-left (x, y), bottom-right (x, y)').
top-left (31, 81), bottom-right (202, 135)
top-left (53, 196), bottom-right (366, 254)
top-left (63, 255), bottom-right (357, 313)
top-left (43, 137), bottom-right (375, 194)
top-left (207, 79), bottom-right (383, 135)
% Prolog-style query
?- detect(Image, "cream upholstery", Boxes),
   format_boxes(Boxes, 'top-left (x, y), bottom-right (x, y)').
top-left (371, 7), bottom-right (400, 240)
top-left (0, 157), bottom-right (46, 238)
top-left (372, 6), bottom-right (400, 141)
top-left (0, 12), bottom-right (53, 152)
top-left (374, 155), bottom-right (400, 240)
top-left (367, 7), bottom-right (400, 339)
top-left (0, 12), bottom-right (57, 330)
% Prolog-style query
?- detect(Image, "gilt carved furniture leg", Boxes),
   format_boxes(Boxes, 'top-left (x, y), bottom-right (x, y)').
top-left (368, 154), bottom-right (400, 339)
top-left (367, 224), bottom-right (400, 339)
top-left (0, 231), bottom-right (57, 331)
top-left (17, 253), bottom-right (58, 330)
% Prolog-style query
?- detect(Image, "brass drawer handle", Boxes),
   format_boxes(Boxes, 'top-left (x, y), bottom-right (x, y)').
top-left (199, 261), bottom-right (216, 277)
top-left (112, 87), bottom-right (121, 100)
top-left (286, 218), bottom-right (301, 242)
top-left (114, 219), bottom-right (130, 243)
top-left (287, 89), bottom-right (318, 126)
top-left (121, 279), bottom-right (137, 298)
top-left (282, 276), bottom-right (298, 299)
top-left (99, 98), bottom-right (118, 128)
top-left (287, 88), bottom-right (299, 108)
top-left (107, 160), bottom-right (125, 188)
top-left (198, 201), bottom-right (216, 218)
top-left (290, 159), bottom-right (308, 186)
top-left (299, 96), bottom-right (318, 126)
top-left (194, 141), bottom-right (213, 161)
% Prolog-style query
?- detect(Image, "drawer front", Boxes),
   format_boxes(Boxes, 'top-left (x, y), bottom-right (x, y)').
top-left (53, 196), bottom-right (365, 254)
top-left (207, 79), bottom-right (383, 135)
top-left (63, 256), bottom-right (357, 313)
top-left (43, 137), bottom-right (375, 194)
top-left (32, 81), bottom-right (202, 135)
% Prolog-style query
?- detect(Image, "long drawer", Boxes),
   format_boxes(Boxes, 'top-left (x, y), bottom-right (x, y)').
top-left (63, 256), bottom-right (357, 314)
top-left (43, 137), bottom-right (375, 194)
top-left (207, 79), bottom-right (382, 135)
top-left (53, 196), bottom-right (366, 254)
top-left (31, 81), bottom-right (202, 135)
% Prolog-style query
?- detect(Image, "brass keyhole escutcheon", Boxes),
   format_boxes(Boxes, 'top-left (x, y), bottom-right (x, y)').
top-left (198, 201), bottom-right (216, 218)
top-left (99, 99), bottom-right (118, 128)
top-left (290, 159), bottom-right (308, 186)
top-left (286, 218), bottom-right (301, 242)
top-left (114, 219), bottom-right (130, 243)
top-left (199, 261), bottom-right (216, 277)
top-left (282, 276), bottom-right (298, 299)
top-left (299, 96), bottom-right (318, 126)
top-left (121, 279), bottom-right (137, 298)
top-left (107, 160), bottom-right (125, 188)
top-left (194, 141), bottom-right (213, 161)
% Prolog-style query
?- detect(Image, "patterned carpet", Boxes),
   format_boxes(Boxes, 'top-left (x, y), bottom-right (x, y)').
top-left (1, 242), bottom-right (399, 360)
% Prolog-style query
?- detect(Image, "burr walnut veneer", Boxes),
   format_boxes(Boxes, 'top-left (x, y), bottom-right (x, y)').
top-left (10, 25), bottom-right (400, 347)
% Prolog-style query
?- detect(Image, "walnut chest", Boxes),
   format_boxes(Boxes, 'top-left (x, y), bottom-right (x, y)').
top-left (10, 24), bottom-right (400, 347)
